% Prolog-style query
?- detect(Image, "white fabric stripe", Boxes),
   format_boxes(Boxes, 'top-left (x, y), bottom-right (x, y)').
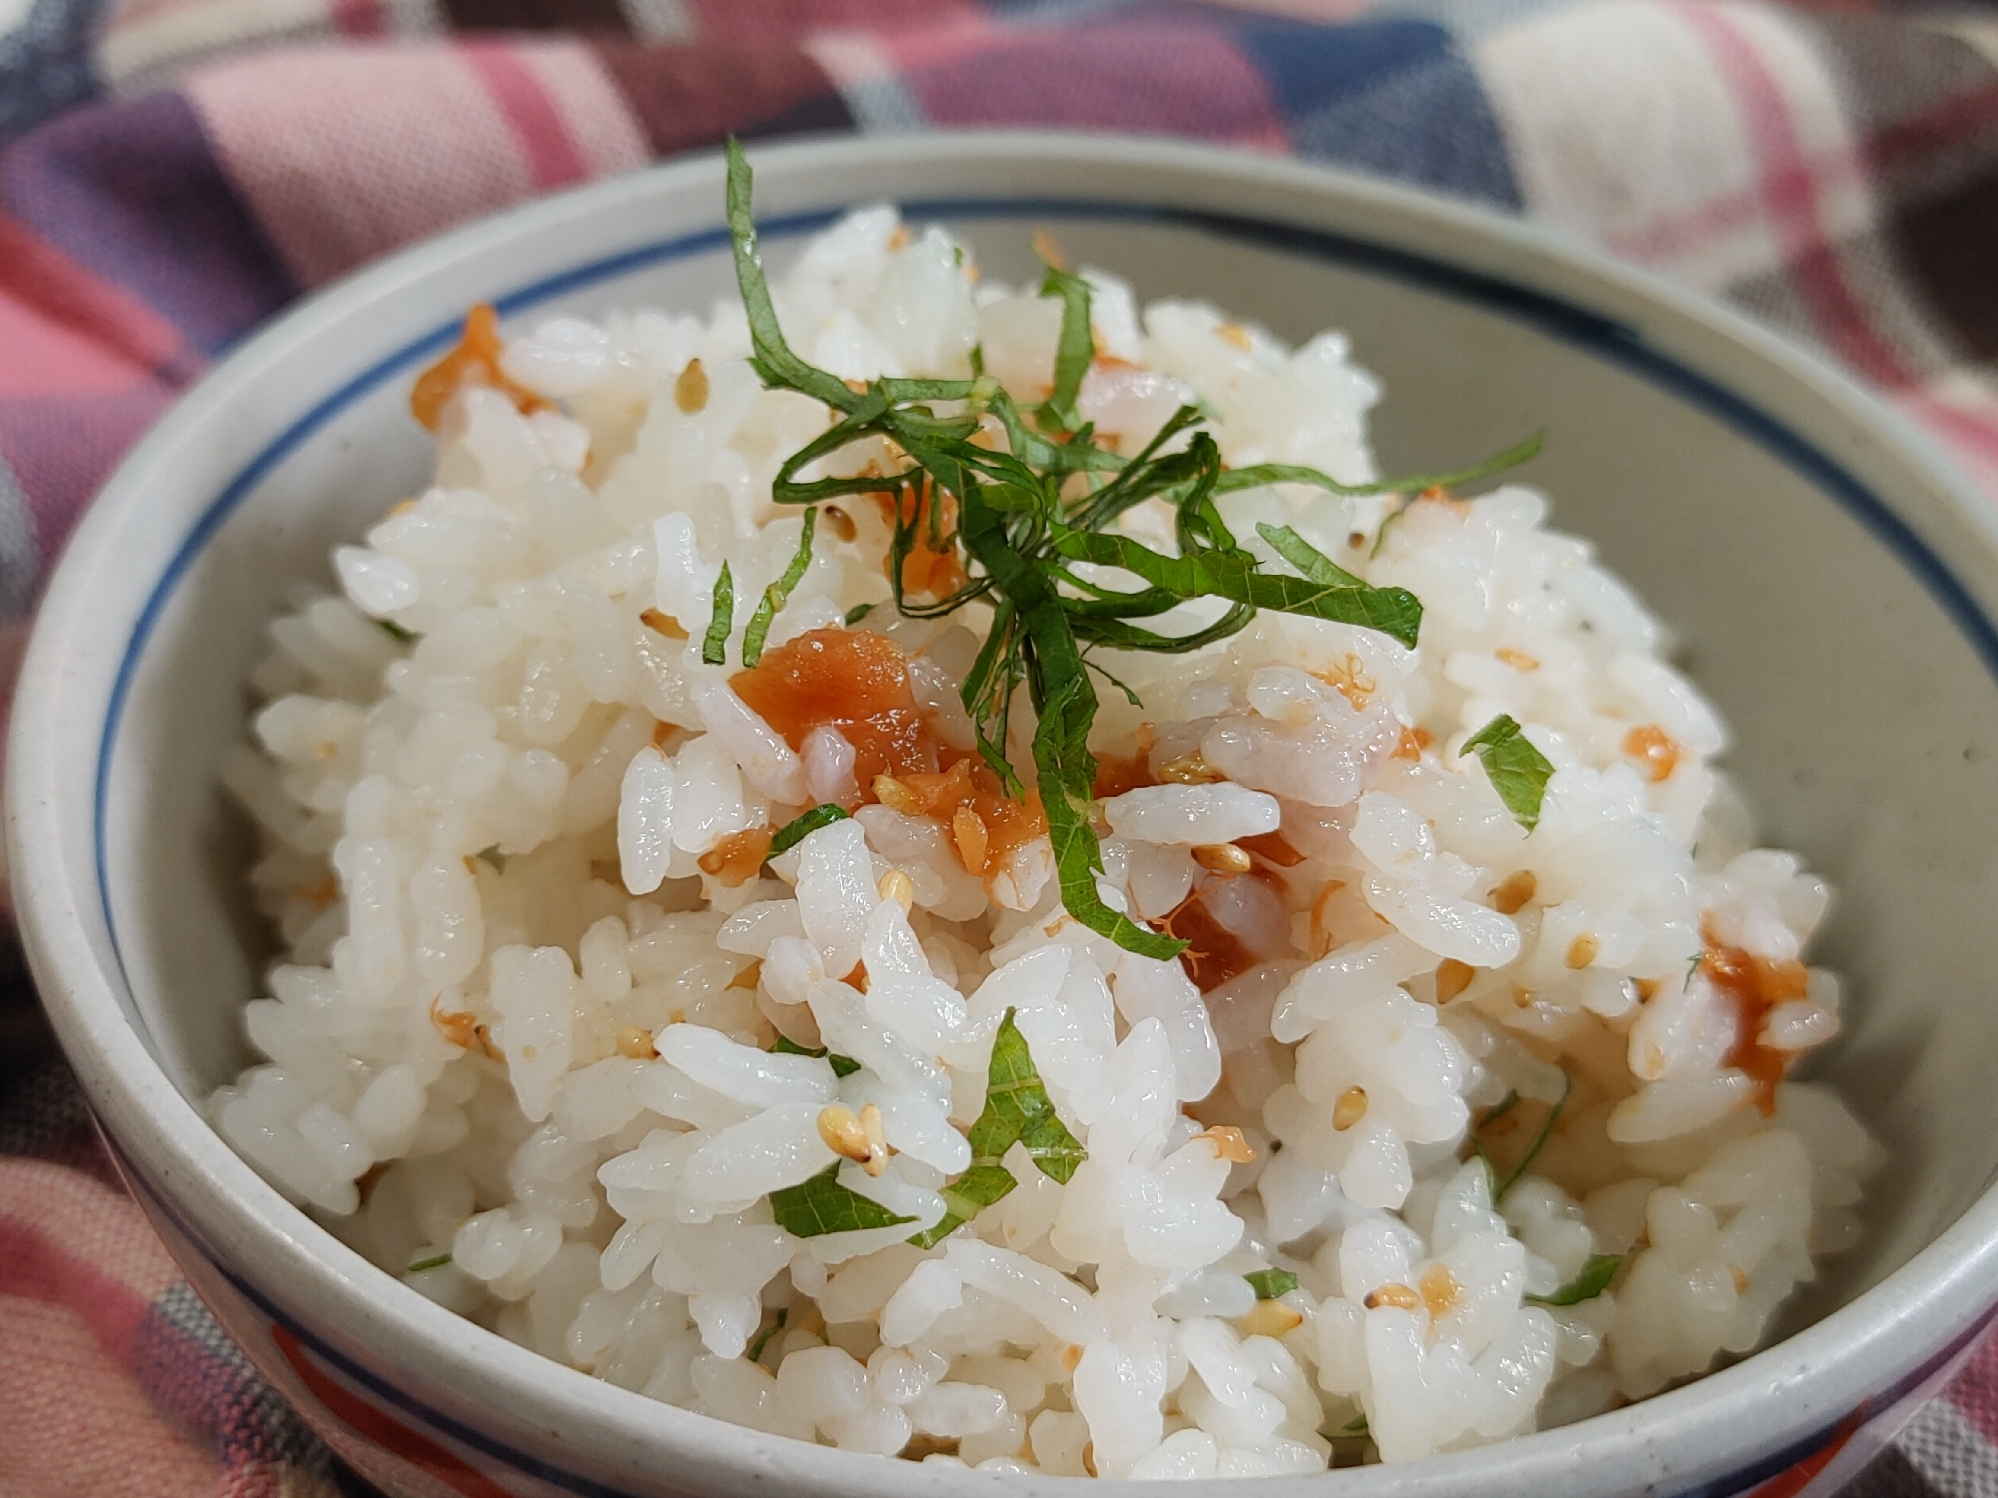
top-left (804, 32), bottom-right (926, 133)
top-left (0, 0), bottom-right (37, 40)
top-left (1476, 2), bottom-right (1769, 267)
top-left (1475, 1), bottom-right (1884, 296)
top-left (1897, 1398), bottom-right (1998, 1498)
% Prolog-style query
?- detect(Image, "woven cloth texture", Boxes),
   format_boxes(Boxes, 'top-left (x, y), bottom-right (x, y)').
top-left (3, 1), bottom-right (1998, 1493)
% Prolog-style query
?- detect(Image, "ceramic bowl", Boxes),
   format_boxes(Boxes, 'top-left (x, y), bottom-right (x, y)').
top-left (13, 133), bottom-right (1998, 1498)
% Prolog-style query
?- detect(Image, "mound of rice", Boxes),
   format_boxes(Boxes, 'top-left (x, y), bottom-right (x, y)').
top-left (213, 205), bottom-right (1878, 1474)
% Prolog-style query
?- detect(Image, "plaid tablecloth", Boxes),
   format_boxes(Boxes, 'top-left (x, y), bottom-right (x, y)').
top-left (6, 1), bottom-right (1998, 1493)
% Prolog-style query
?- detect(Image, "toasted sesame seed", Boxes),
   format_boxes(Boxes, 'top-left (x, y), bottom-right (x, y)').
top-left (1196, 1125), bottom-right (1255, 1163)
top-left (641, 608), bottom-right (686, 640)
top-left (817, 1105), bottom-right (872, 1164)
top-left (1435, 959), bottom-right (1475, 1003)
top-left (951, 807), bottom-right (989, 875)
top-left (1333, 1086), bottom-right (1369, 1131)
top-left (1241, 1300), bottom-right (1304, 1337)
top-left (1156, 752), bottom-right (1222, 785)
top-left (1492, 869), bottom-right (1538, 915)
top-left (1365, 1283), bottom-right (1421, 1311)
top-left (1192, 842), bottom-right (1253, 875)
top-left (878, 869), bottom-right (915, 911)
top-left (873, 775), bottom-right (923, 815)
top-left (673, 358), bottom-right (709, 414)
top-left (1419, 1262), bottom-right (1461, 1319)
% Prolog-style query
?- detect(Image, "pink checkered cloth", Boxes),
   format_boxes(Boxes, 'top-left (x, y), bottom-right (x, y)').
top-left (5, 1), bottom-right (1998, 1493)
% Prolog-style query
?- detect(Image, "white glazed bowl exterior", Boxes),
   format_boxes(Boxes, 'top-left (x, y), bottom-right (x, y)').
top-left (13, 133), bottom-right (1998, 1498)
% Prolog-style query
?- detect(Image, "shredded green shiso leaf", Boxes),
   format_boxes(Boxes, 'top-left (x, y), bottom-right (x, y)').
top-left (911, 1164), bottom-right (1018, 1252)
top-left (765, 1009), bottom-right (1083, 1243)
top-left (701, 560), bottom-right (735, 667)
top-left (768, 802), bottom-right (850, 856)
top-left (743, 508), bottom-right (817, 668)
top-left (1463, 713), bottom-right (1555, 832)
top-left (1474, 1072), bottom-right (1572, 1204)
top-left (769, 1033), bottom-right (861, 1078)
top-left (911, 1007), bottom-right (1085, 1248)
top-left (770, 1163), bottom-right (915, 1237)
top-left (723, 138), bottom-right (1541, 958)
top-left (1526, 1252), bottom-right (1622, 1307)
top-left (1245, 1267), bottom-right (1300, 1300)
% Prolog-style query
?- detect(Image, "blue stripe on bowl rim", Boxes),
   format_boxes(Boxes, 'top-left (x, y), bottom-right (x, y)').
top-left (75, 183), bottom-right (1998, 1498)
top-left (91, 197), bottom-right (1998, 978)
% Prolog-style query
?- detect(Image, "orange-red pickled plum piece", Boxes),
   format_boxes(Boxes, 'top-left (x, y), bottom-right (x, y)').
top-left (1093, 752), bottom-right (1155, 799)
top-left (1153, 890), bottom-right (1260, 994)
top-left (731, 627), bottom-right (940, 791)
top-left (1700, 918), bottom-right (1810, 1117)
top-left (698, 827), bottom-right (774, 888)
top-left (1237, 830), bottom-right (1305, 868)
top-left (870, 477), bottom-right (968, 599)
top-left (410, 304), bottom-right (551, 432)
top-left (884, 758), bottom-right (1046, 878)
top-left (1623, 724), bottom-right (1681, 784)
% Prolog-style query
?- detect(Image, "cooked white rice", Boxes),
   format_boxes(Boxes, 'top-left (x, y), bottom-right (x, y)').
top-left (212, 207), bottom-right (1878, 1473)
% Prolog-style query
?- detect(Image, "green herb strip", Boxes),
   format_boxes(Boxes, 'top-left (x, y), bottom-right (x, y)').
top-left (768, 803), bottom-right (850, 856)
top-left (1216, 432), bottom-right (1543, 503)
top-left (960, 483), bottom-right (1186, 960)
top-left (909, 1007), bottom-right (1086, 1248)
top-left (770, 1163), bottom-right (916, 1237)
top-left (1370, 497), bottom-right (1412, 559)
top-left (1526, 1253), bottom-right (1622, 1307)
top-left (376, 618), bottom-right (417, 644)
top-left (768, 1014), bottom-right (1085, 1244)
top-left (1463, 713), bottom-right (1555, 832)
top-left (974, 1009), bottom-right (1087, 1183)
top-left (702, 561), bottom-right (735, 667)
top-left (746, 1306), bottom-right (788, 1363)
top-left (742, 508), bottom-right (818, 668)
top-left (726, 152), bottom-right (859, 414)
top-left (908, 1163), bottom-right (1018, 1250)
top-left (1053, 518), bottom-right (1423, 650)
top-left (1245, 1268), bottom-right (1299, 1300)
top-left (1495, 1072), bottom-right (1571, 1204)
top-left (844, 602), bottom-right (876, 626)
top-left (406, 1253), bottom-right (452, 1274)
top-left (722, 137), bottom-right (1541, 959)
top-left (1470, 1090), bottom-right (1517, 1201)
top-left (1036, 261), bottom-right (1095, 436)
top-left (769, 1034), bottom-right (860, 1078)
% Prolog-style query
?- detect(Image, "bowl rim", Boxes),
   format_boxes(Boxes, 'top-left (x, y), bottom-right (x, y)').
top-left (12, 128), bottom-right (1998, 1497)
